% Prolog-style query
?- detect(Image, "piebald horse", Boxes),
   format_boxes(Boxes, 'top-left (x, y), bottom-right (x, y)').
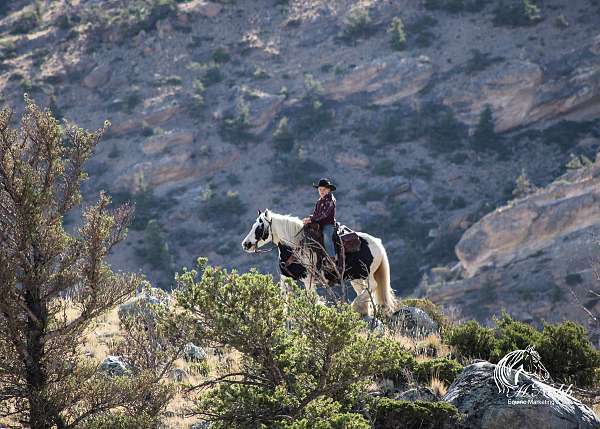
top-left (241, 209), bottom-right (396, 316)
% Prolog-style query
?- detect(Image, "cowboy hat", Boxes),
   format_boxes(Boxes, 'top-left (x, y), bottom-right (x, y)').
top-left (312, 178), bottom-right (336, 191)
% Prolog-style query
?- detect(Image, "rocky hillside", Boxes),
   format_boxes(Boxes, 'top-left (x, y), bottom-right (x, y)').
top-left (1, 0), bottom-right (600, 329)
top-left (420, 154), bottom-right (600, 342)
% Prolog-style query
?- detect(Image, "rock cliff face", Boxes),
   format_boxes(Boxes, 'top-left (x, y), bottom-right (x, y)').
top-left (421, 159), bottom-right (600, 340)
top-left (456, 158), bottom-right (600, 278)
top-left (323, 54), bottom-right (434, 106)
top-left (433, 34), bottom-right (600, 133)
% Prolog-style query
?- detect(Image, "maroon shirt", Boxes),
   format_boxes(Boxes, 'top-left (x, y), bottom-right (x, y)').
top-left (310, 192), bottom-right (336, 227)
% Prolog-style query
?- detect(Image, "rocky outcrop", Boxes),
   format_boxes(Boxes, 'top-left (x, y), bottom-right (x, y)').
top-left (322, 54), bottom-right (434, 106)
top-left (438, 34), bottom-right (600, 132)
top-left (440, 60), bottom-right (542, 132)
top-left (178, 0), bottom-right (222, 18)
top-left (107, 106), bottom-right (181, 137)
top-left (456, 157), bottom-right (600, 278)
top-left (116, 150), bottom-right (240, 192)
top-left (142, 131), bottom-right (194, 155)
top-left (422, 159), bottom-right (600, 330)
top-left (82, 64), bottom-right (112, 89)
top-left (444, 361), bottom-right (600, 429)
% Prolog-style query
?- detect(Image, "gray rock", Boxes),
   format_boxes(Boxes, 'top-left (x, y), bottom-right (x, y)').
top-left (443, 361), bottom-right (600, 429)
top-left (362, 315), bottom-right (385, 334)
top-left (99, 355), bottom-right (131, 376)
top-left (389, 306), bottom-right (439, 338)
top-left (190, 422), bottom-right (211, 429)
top-left (170, 368), bottom-right (188, 382)
top-left (183, 342), bottom-right (207, 362)
top-left (395, 386), bottom-right (440, 402)
top-left (118, 287), bottom-right (170, 325)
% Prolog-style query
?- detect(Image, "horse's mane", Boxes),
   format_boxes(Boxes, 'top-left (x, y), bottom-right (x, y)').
top-left (269, 211), bottom-right (304, 245)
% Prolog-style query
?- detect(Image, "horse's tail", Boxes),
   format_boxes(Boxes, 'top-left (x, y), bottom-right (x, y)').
top-left (372, 239), bottom-right (396, 316)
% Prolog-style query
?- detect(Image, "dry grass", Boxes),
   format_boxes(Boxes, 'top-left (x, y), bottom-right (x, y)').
top-left (50, 298), bottom-right (253, 429)
top-left (415, 334), bottom-right (450, 359)
top-left (386, 331), bottom-right (449, 361)
top-left (56, 299), bottom-right (215, 428)
top-left (386, 331), bottom-right (417, 352)
top-left (429, 377), bottom-right (448, 397)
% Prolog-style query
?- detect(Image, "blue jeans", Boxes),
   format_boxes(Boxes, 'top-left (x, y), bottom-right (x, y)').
top-left (322, 224), bottom-right (335, 257)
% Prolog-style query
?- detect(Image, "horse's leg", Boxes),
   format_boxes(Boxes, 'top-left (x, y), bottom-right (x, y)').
top-left (280, 275), bottom-right (299, 330)
top-left (279, 275), bottom-right (293, 297)
top-left (361, 273), bottom-right (380, 317)
top-left (302, 276), bottom-right (318, 295)
top-left (350, 279), bottom-right (371, 316)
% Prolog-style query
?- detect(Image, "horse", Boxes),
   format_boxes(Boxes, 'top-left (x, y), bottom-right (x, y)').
top-left (493, 345), bottom-right (551, 395)
top-left (241, 209), bottom-right (396, 316)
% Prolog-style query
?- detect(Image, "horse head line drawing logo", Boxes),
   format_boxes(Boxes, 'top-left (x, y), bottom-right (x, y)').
top-left (493, 345), bottom-right (551, 396)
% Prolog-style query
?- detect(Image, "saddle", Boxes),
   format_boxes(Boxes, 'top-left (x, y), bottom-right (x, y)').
top-left (297, 222), bottom-right (361, 281)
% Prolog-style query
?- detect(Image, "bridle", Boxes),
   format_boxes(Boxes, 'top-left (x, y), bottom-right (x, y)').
top-left (252, 215), bottom-right (274, 254)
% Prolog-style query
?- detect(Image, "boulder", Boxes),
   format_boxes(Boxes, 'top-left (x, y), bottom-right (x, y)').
top-left (322, 54), bottom-right (434, 106)
top-left (395, 386), bottom-right (440, 402)
top-left (183, 342), bottom-right (207, 362)
top-left (443, 361), bottom-right (600, 429)
top-left (389, 306), bottom-right (439, 338)
top-left (229, 87), bottom-right (286, 135)
top-left (362, 315), bottom-right (385, 334)
top-left (99, 355), bottom-right (131, 376)
top-left (170, 368), bottom-right (188, 382)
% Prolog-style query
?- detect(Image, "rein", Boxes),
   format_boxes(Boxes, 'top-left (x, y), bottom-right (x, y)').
top-left (252, 247), bottom-right (273, 254)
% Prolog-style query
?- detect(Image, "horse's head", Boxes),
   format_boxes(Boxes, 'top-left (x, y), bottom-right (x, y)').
top-left (241, 209), bottom-right (273, 252)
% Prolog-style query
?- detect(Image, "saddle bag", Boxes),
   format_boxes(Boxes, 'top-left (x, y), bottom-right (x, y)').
top-left (339, 230), bottom-right (361, 254)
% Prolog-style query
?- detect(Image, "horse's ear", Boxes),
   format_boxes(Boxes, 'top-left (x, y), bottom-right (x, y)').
top-left (264, 209), bottom-right (271, 220)
top-left (257, 209), bottom-right (262, 215)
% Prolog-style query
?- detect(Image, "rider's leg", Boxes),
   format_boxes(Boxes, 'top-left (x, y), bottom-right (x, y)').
top-left (322, 224), bottom-right (335, 258)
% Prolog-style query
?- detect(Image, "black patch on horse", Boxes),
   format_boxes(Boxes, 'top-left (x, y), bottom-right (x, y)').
top-left (277, 243), bottom-right (307, 280)
top-left (339, 237), bottom-right (373, 280)
top-left (255, 220), bottom-right (268, 242)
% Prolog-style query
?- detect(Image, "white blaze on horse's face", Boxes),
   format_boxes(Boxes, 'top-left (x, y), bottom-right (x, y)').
top-left (241, 210), bottom-right (273, 252)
